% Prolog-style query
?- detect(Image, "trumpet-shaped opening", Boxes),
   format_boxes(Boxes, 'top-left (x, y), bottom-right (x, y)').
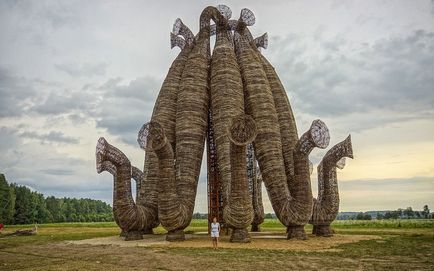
top-left (217, 4), bottom-right (232, 20)
top-left (310, 119), bottom-right (330, 149)
top-left (240, 8), bottom-right (255, 26)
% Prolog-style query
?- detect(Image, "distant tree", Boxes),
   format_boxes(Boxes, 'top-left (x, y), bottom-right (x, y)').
top-left (397, 208), bottom-right (403, 219)
top-left (0, 174), bottom-right (16, 224)
top-left (265, 213), bottom-right (273, 219)
top-left (376, 212), bottom-right (384, 220)
top-left (1, 174), bottom-right (113, 225)
top-left (32, 192), bottom-right (50, 223)
top-left (422, 205), bottom-right (430, 219)
top-left (356, 212), bottom-right (372, 220)
top-left (46, 196), bottom-right (62, 222)
top-left (12, 185), bottom-right (34, 224)
top-left (403, 207), bottom-right (414, 219)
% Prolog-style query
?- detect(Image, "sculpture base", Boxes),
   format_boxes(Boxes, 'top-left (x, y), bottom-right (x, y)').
top-left (166, 230), bottom-right (185, 242)
top-left (124, 231), bottom-right (143, 241)
top-left (251, 224), bottom-right (261, 232)
top-left (141, 228), bottom-right (154, 235)
top-left (230, 228), bottom-right (251, 243)
top-left (313, 225), bottom-right (333, 237)
top-left (286, 225), bottom-right (307, 240)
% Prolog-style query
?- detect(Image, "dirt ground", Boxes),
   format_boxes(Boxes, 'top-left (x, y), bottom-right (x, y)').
top-left (69, 231), bottom-right (381, 252)
top-left (1, 223), bottom-right (433, 270)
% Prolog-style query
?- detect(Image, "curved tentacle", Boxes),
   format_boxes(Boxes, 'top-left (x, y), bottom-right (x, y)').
top-left (234, 9), bottom-right (290, 230)
top-left (149, 6), bottom-right (228, 241)
top-left (282, 120), bottom-right (330, 239)
top-left (311, 135), bottom-right (353, 236)
top-left (136, 32), bottom-right (195, 232)
top-left (235, 9), bottom-right (330, 239)
top-left (210, 4), bottom-right (244, 208)
top-left (145, 122), bottom-right (192, 241)
top-left (255, 41), bottom-right (298, 190)
top-left (130, 165), bottom-right (155, 234)
top-left (224, 115), bottom-right (256, 242)
top-left (96, 137), bottom-right (157, 240)
top-left (97, 160), bottom-right (125, 236)
top-left (245, 26), bottom-right (299, 194)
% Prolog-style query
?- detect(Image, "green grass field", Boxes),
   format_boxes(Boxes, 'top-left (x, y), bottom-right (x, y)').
top-left (1, 219), bottom-right (433, 270)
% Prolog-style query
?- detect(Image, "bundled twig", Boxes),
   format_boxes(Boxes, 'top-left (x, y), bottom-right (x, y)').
top-left (310, 135), bottom-right (353, 236)
top-left (224, 115), bottom-right (256, 242)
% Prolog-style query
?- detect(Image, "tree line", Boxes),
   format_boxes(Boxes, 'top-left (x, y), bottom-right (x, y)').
top-left (377, 206), bottom-right (431, 220)
top-left (0, 174), bottom-right (113, 225)
top-left (337, 206), bottom-right (432, 220)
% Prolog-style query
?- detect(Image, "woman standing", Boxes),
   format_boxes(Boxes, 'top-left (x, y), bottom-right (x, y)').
top-left (210, 217), bottom-right (220, 249)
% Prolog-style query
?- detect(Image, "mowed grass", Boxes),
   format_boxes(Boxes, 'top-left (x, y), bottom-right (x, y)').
top-left (1, 219), bottom-right (433, 270)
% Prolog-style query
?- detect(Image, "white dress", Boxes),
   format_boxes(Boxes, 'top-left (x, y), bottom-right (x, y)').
top-left (211, 222), bottom-right (220, 238)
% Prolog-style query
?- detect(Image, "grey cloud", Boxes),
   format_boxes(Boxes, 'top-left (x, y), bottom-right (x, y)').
top-left (95, 76), bottom-right (160, 146)
top-left (32, 88), bottom-right (97, 116)
top-left (0, 126), bottom-right (104, 195)
top-left (269, 30), bottom-right (434, 130)
top-left (0, 66), bottom-right (38, 117)
top-left (2, 63), bottom-right (162, 147)
top-left (0, 126), bottom-right (20, 152)
top-left (0, 1), bottom-right (82, 30)
top-left (0, 133), bottom-right (108, 193)
top-left (39, 169), bottom-right (75, 176)
top-left (432, 0), bottom-right (434, 15)
top-left (55, 62), bottom-right (108, 77)
top-left (20, 130), bottom-right (79, 144)
top-left (106, 76), bottom-right (161, 100)
top-left (96, 113), bottom-right (147, 146)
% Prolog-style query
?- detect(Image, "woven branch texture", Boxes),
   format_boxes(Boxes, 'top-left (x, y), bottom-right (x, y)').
top-left (96, 138), bottom-right (158, 240)
top-left (210, 19), bottom-right (244, 208)
top-left (95, 5), bottom-right (353, 241)
top-left (310, 136), bottom-right (353, 230)
top-left (223, 115), bottom-right (256, 241)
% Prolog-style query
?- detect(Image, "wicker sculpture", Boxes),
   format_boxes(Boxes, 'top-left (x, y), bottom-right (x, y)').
top-left (310, 135), bottom-right (353, 236)
top-left (95, 4), bottom-right (353, 242)
top-left (96, 138), bottom-right (158, 240)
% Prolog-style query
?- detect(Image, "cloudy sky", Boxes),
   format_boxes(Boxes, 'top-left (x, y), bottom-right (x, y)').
top-left (1, 0), bottom-right (433, 213)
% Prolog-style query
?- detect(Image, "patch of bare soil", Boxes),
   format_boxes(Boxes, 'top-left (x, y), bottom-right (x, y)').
top-left (68, 232), bottom-right (381, 251)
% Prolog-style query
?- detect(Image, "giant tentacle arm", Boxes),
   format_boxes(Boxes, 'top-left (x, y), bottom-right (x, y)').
top-left (224, 115), bottom-right (257, 242)
top-left (234, 14), bottom-right (330, 240)
top-left (145, 6), bottom-right (231, 241)
top-left (310, 135), bottom-right (353, 236)
top-left (96, 137), bottom-right (158, 240)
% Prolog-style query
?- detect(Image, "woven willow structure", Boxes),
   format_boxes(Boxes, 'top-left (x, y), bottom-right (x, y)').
top-left (310, 135), bottom-right (353, 236)
top-left (96, 138), bottom-right (158, 240)
top-left (95, 4), bottom-right (353, 242)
